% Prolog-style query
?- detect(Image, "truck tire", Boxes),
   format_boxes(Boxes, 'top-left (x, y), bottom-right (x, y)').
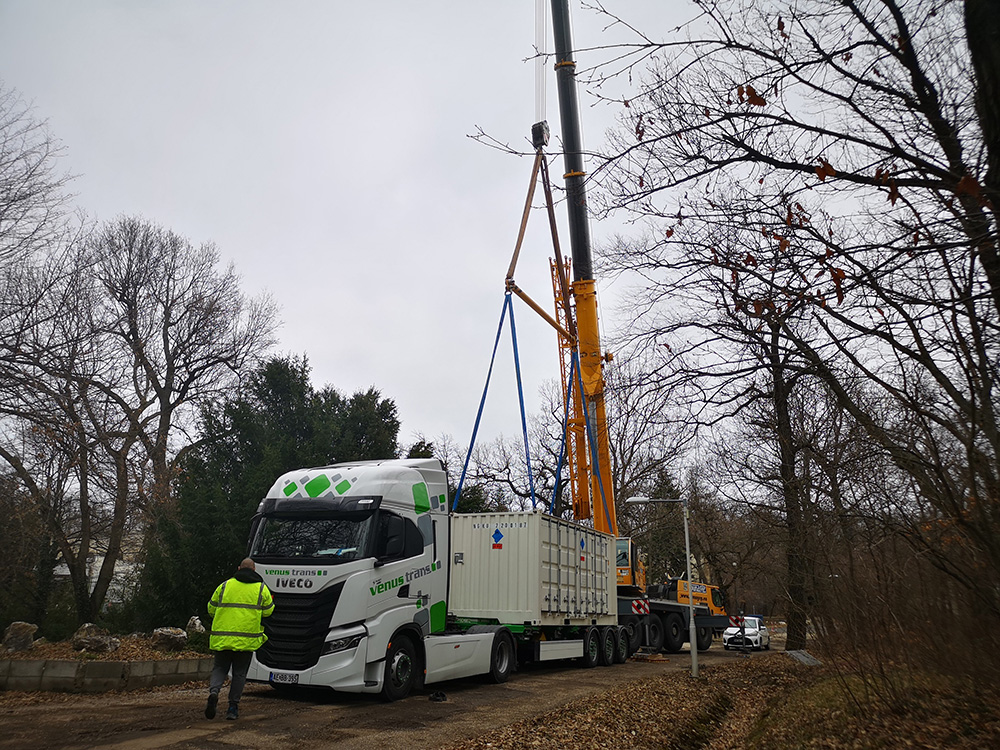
top-left (580, 626), bottom-right (600, 668)
top-left (624, 619), bottom-right (642, 655)
top-left (598, 627), bottom-right (615, 666)
top-left (614, 626), bottom-right (629, 663)
top-left (663, 613), bottom-right (685, 653)
top-left (696, 625), bottom-right (713, 651)
top-left (381, 634), bottom-right (417, 702)
top-left (486, 630), bottom-right (515, 683)
top-left (646, 615), bottom-right (665, 653)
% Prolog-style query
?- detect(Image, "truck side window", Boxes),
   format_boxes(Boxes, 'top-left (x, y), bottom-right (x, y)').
top-left (375, 512), bottom-right (424, 562)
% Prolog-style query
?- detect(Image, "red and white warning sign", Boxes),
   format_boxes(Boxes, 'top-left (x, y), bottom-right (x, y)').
top-left (631, 598), bottom-right (650, 615)
top-left (729, 615), bottom-right (744, 627)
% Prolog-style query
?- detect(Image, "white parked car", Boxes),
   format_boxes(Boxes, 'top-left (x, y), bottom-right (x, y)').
top-left (722, 616), bottom-right (770, 651)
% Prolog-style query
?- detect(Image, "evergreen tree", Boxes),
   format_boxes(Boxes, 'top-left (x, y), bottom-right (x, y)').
top-left (132, 356), bottom-right (400, 628)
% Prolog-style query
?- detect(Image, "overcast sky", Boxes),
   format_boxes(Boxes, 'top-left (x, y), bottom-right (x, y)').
top-left (0, 0), bottom-right (676, 453)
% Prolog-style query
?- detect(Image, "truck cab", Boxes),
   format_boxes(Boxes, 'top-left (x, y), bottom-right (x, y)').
top-left (615, 537), bottom-right (646, 593)
top-left (665, 578), bottom-right (727, 617)
top-left (245, 459), bottom-right (463, 699)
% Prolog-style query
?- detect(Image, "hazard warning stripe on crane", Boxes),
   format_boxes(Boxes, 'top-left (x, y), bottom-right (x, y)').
top-left (631, 599), bottom-right (650, 615)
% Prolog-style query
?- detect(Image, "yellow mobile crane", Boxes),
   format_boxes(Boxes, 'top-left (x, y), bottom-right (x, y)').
top-left (540, 0), bottom-right (726, 653)
top-left (498, 0), bottom-right (726, 654)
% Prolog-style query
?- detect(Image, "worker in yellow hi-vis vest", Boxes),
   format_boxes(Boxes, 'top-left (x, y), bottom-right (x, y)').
top-left (204, 558), bottom-right (274, 721)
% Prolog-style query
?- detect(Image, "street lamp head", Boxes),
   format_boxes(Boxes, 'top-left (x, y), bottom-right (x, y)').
top-left (624, 496), bottom-right (683, 505)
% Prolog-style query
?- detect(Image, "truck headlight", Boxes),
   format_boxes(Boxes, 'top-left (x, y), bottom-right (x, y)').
top-left (322, 634), bottom-right (363, 656)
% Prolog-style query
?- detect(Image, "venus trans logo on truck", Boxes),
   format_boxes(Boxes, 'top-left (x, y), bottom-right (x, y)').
top-left (370, 576), bottom-right (405, 596)
top-left (370, 561), bottom-right (442, 596)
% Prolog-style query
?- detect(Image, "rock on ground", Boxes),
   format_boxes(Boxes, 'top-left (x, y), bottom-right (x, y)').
top-left (70, 623), bottom-right (120, 653)
top-left (152, 627), bottom-right (189, 651)
top-left (2, 622), bottom-right (38, 652)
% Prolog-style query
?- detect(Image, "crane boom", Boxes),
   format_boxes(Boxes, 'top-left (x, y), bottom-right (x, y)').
top-left (548, 0), bottom-right (617, 538)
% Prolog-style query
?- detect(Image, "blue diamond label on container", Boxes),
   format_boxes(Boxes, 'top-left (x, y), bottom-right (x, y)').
top-left (580, 537), bottom-right (586, 562)
top-left (492, 528), bottom-right (503, 550)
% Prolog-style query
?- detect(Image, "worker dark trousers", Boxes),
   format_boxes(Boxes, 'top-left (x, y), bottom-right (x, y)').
top-left (209, 650), bottom-right (254, 706)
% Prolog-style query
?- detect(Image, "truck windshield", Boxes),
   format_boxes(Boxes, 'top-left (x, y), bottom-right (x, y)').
top-left (251, 513), bottom-right (374, 562)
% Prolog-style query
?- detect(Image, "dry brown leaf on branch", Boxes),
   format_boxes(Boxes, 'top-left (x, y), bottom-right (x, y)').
top-left (815, 158), bottom-right (836, 181)
top-left (746, 85), bottom-right (767, 107)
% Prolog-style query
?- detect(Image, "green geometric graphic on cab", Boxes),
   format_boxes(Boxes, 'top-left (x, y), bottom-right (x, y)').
top-left (244, 458), bottom-right (617, 702)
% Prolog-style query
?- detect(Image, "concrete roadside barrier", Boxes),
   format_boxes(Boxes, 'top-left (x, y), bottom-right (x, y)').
top-left (0, 656), bottom-right (213, 693)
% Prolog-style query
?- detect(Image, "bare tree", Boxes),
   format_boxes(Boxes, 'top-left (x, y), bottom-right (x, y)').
top-left (0, 218), bottom-right (279, 623)
top-left (0, 84), bottom-right (72, 263)
top-left (586, 0), bottom-right (1000, 656)
top-left (89, 217), bottom-right (280, 511)
top-left (0, 244), bottom-right (132, 621)
top-left (604, 354), bottom-right (693, 505)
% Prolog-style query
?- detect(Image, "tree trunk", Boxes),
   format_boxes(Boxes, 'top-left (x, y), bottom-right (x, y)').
top-left (966, 0), bottom-right (1000, 194)
top-left (769, 322), bottom-right (809, 650)
top-left (30, 536), bottom-right (60, 626)
top-left (964, 0), bottom-right (1000, 318)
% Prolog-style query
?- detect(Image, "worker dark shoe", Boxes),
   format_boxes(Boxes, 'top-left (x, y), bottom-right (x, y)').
top-left (204, 693), bottom-right (218, 720)
top-left (226, 704), bottom-right (239, 721)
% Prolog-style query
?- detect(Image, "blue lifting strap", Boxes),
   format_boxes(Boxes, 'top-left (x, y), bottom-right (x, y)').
top-left (508, 299), bottom-right (537, 508)
top-left (550, 352), bottom-right (577, 514)
top-left (454, 293), bottom-right (538, 510)
top-left (453, 294), bottom-right (510, 510)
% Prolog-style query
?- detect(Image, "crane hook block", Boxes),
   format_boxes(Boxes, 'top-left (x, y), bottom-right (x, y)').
top-left (532, 121), bottom-right (550, 149)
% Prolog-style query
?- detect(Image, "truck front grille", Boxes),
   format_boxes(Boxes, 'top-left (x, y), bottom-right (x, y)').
top-left (257, 582), bottom-right (344, 671)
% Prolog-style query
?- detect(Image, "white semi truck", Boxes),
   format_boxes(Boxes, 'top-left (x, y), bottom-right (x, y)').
top-left (244, 458), bottom-right (631, 700)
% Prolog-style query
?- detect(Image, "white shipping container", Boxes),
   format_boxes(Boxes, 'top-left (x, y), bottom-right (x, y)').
top-left (448, 511), bottom-right (616, 626)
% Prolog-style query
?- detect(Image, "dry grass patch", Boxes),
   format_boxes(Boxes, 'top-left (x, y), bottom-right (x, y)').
top-left (444, 654), bottom-right (1000, 750)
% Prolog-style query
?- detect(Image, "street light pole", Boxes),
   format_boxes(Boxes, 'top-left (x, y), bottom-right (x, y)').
top-left (625, 495), bottom-right (699, 678)
top-left (681, 496), bottom-right (699, 678)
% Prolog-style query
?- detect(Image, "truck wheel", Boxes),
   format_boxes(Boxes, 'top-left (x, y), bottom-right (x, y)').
top-left (598, 627), bottom-right (615, 666)
top-left (696, 625), bottom-right (713, 652)
top-left (381, 635), bottom-right (417, 702)
top-left (647, 615), bottom-right (665, 652)
top-left (580, 627), bottom-right (600, 668)
top-left (614, 626), bottom-right (629, 663)
top-left (663, 613), bottom-right (685, 653)
top-left (624, 619), bottom-right (642, 655)
top-left (486, 631), bottom-right (514, 683)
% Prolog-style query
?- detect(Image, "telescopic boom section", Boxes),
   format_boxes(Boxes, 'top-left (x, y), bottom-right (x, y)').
top-left (550, 0), bottom-right (617, 538)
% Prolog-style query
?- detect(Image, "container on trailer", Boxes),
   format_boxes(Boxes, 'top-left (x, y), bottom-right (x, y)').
top-left (449, 511), bottom-right (616, 626)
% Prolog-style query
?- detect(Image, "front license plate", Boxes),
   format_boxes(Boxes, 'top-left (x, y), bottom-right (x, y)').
top-left (270, 671), bottom-right (299, 684)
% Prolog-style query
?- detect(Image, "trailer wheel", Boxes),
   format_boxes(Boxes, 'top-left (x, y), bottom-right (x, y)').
top-left (663, 613), bottom-right (685, 653)
top-left (696, 625), bottom-right (713, 652)
top-left (381, 635), bottom-right (417, 702)
top-left (614, 626), bottom-right (629, 663)
top-left (647, 615), bottom-right (665, 653)
top-left (580, 627), bottom-right (600, 668)
top-left (486, 631), bottom-right (514, 683)
top-left (598, 627), bottom-right (616, 666)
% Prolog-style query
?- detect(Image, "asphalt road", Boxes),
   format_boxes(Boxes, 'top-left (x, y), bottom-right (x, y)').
top-left (1, 647), bottom-right (748, 750)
